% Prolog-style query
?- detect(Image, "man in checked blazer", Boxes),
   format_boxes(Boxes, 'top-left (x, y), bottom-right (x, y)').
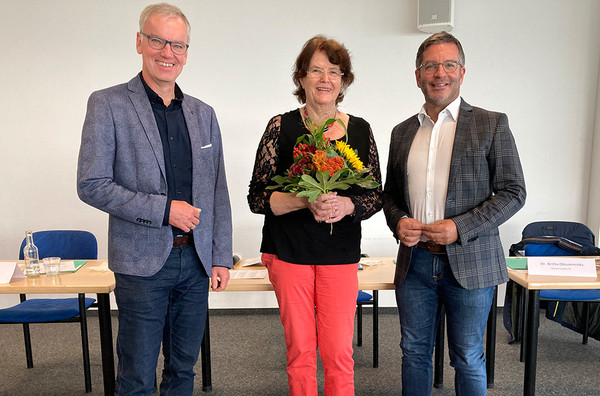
top-left (383, 32), bottom-right (526, 395)
top-left (77, 3), bottom-right (232, 395)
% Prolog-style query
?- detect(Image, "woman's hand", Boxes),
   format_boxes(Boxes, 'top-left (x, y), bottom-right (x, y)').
top-left (307, 192), bottom-right (354, 223)
top-left (270, 190), bottom-right (354, 223)
top-left (269, 191), bottom-right (308, 216)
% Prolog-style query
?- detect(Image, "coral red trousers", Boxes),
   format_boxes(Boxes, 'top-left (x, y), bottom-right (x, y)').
top-left (262, 253), bottom-right (358, 396)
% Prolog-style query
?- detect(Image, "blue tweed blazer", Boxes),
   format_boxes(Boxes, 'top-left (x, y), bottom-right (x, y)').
top-left (383, 99), bottom-right (526, 290)
top-left (77, 75), bottom-right (232, 277)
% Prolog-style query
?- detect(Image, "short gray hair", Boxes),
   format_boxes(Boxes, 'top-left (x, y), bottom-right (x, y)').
top-left (415, 31), bottom-right (465, 69)
top-left (139, 3), bottom-right (191, 42)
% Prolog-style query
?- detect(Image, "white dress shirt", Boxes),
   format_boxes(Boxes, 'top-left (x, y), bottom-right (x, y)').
top-left (407, 96), bottom-right (461, 228)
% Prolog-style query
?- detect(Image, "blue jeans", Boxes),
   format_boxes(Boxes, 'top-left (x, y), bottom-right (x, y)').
top-left (395, 247), bottom-right (493, 396)
top-left (114, 245), bottom-right (209, 396)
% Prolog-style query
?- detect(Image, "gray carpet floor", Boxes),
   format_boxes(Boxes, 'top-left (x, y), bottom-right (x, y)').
top-left (1, 308), bottom-right (599, 395)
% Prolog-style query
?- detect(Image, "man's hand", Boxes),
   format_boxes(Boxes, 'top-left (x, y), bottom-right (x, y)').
top-left (422, 219), bottom-right (458, 245)
top-left (211, 266), bottom-right (230, 291)
top-left (169, 201), bottom-right (201, 232)
top-left (396, 217), bottom-right (424, 247)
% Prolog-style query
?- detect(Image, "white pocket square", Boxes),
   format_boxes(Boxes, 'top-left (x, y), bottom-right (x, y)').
top-left (201, 144), bottom-right (212, 149)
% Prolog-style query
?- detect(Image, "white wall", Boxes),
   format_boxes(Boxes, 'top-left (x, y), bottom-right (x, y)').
top-left (1, 0), bottom-right (599, 309)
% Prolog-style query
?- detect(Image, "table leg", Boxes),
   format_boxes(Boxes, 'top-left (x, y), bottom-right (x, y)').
top-left (201, 311), bottom-right (212, 391)
top-left (520, 287), bottom-right (530, 363)
top-left (524, 289), bottom-right (540, 396)
top-left (97, 293), bottom-right (115, 396)
top-left (486, 286), bottom-right (498, 388)
top-left (373, 290), bottom-right (379, 368)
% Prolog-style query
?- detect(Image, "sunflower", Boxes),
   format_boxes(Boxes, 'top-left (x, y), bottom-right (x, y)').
top-left (335, 141), bottom-right (364, 171)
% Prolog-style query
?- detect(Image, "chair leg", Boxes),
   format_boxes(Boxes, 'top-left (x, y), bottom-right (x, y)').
top-left (19, 294), bottom-right (34, 369)
top-left (22, 323), bottom-right (34, 368)
top-left (514, 281), bottom-right (524, 343)
top-left (434, 304), bottom-right (445, 389)
top-left (356, 304), bottom-right (363, 347)
top-left (78, 294), bottom-right (92, 393)
top-left (582, 302), bottom-right (590, 345)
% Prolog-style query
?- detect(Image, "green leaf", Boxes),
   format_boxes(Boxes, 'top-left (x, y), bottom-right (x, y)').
top-left (333, 118), bottom-right (348, 142)
top-left (296, 189), bottom-right (322, 202)
top-left (298, 174), bottom-right (323, 191)
top-left (272, 175), bottom-right (290, 184)
top-left (326, 181), bottom-right (352, 191)
top-left (315, 171), bottom-right (330, 186)
top-left (295, 134), bottom-right (309, 145)
top-left (328, 169), bottom-right (344, 183)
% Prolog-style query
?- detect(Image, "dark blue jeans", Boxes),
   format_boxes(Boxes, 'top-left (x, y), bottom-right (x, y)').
top-left (396, 247), bottom-right (493, 396)
top-left (114, 245), bottom-right (209, 396)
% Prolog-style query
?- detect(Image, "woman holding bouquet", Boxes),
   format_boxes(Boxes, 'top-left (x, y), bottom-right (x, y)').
top-left (248, 35), bottom-right (382, 396)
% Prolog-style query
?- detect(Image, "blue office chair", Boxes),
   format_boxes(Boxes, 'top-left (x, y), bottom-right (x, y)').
top-left (356, 290), bottom-right (378, 368)
top-left (512, 221), bottom-right (600, 347)
top-left (356, 254), bottom-right (379, 368)
top-left (0, 230), bottom-right (97, 393)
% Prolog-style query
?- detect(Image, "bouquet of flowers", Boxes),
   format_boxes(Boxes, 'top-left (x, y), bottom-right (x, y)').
top-left (266, 117), bottom-right (379, 202)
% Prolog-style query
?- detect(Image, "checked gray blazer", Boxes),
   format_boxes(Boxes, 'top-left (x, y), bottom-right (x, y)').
top-left (383, 99), bottom-right (526, 290)
top-left (77, 75), bottom-right (232, 277)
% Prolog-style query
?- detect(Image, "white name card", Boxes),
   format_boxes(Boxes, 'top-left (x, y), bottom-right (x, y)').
top-left (527, 257), bottom-right (597, 277)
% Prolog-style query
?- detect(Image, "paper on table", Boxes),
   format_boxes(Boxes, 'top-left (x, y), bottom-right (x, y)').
top-left (230, 270), bottom-right (268, 279)
top-left (58, 260), bottom-right (87, 272)
top-left (359, 259), bottom-right (383, 266)
top-left (241, 257), bottom-right (262, 267)
top-left (0, 262), bottom-right (26, 283)
top-left (90, 261), bottom-right (109, 272)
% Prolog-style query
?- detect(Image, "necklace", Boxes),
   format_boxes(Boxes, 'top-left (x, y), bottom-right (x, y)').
top-left (302, 107), bottom-right (337, 132)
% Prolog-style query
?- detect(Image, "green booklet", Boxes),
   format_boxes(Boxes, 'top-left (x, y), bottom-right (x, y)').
top-left (506, 257), bottom-right (527, 270)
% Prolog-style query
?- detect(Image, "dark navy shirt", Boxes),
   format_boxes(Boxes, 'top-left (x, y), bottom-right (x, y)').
top-left (140, 73), bottom-right (192, 236)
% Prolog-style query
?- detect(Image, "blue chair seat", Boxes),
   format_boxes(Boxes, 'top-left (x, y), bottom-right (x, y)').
top-left (540, 289), bottom-right (600, 301)
top-left (357, 290), bottom-right (372, 303)
top-left (0, 298), bottom-right (96, 323)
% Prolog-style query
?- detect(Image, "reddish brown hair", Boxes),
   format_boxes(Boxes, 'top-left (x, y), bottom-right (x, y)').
top-left (292, 35), bottom-right (355, 104)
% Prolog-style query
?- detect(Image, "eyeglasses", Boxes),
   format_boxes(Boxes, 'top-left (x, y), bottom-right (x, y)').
top-left (140, 32), bottom-right (189, 55)
top-left (306, 67), bottom-right (344, 80)
top-left (418, 60), bottom-right (462, 74)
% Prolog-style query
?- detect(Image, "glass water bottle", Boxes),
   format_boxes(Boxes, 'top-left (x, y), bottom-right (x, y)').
top-left (23, 230), bottom-right (40, 277)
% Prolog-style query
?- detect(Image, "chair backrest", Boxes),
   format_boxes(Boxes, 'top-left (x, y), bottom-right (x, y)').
top-left (522, 221), bottom-right (595, 246)
top-left (509, 221), bottom-right (600, 257)
top-left (18, 230), bottom-right (98, 260)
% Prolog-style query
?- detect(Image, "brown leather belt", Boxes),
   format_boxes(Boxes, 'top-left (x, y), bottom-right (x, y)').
top-left (173, 235), bottom-right (194, 247)
top-left (416, 241), bottom-right (447, 255)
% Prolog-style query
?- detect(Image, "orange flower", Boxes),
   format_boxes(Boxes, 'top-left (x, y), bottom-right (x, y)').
top-left (312, 150), bottom-right (344, 176)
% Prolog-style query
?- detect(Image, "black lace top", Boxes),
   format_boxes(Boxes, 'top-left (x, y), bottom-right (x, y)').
top-left (247, 109), bottom-right (383, 264)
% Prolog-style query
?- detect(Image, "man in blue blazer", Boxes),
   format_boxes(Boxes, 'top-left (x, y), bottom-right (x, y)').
top-left (383, 32), bottom-right (526, 395)
top-left (77, 4), bottom-right (232, 395)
